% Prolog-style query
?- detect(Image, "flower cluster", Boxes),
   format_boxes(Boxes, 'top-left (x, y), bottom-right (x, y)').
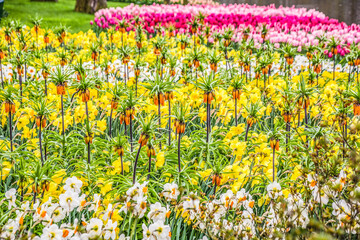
top-left (1, 6), bottom-right (360, 238)
top-left (94, 3), bottom-right (360, 48)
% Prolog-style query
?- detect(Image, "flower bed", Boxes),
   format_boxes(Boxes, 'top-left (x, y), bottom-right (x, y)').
top-left (94, 3), bottom-right (360, 47)
top-left (1, 11), bottom-right (360, 239)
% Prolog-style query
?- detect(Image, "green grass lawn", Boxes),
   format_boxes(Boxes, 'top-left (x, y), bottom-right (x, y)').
top-left (3, 0), bottom-right (129, 32)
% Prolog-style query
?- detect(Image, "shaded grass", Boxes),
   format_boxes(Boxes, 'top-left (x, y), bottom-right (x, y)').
top-left (3, 0), bottom-right (128, 32)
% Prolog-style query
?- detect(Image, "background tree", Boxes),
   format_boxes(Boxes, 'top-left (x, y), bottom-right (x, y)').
top-left (74, 0), bottom-right (107, 14)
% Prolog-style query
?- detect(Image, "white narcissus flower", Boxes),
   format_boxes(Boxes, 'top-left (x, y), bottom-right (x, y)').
top-left (5, 188), bottom-right (17, 210)
top-left (34, 204), bottom-right (51, 223)
top-left (78, 194), bottom-right (87, 211)
top-left (63, 176), bottom-right (83, 193)
top-left (139, 181), bottom-right (149, 197)
top-left (134, 196), bottom-right (148, 218)
top-left (235, 188), bottom-right (248, 206)
top-left (88, 194), bottom-right (101, 212)
top-left (142, 223), bottom-right (154, 240)
top-left (163, 183), bottom-right (180, 201)
top-left (14, 210), bottom-right (26, 226)
top-left (126, 181), bottom-right (149, 202)
top-left (266, 181), bottom-right (282, 199)
top-left (119, 233), bottom-right (130, 240)
top-left (59, 191), bottom-right (80, 213)
top-left (206, 200), bottom-right (226, 222)
top-left (104, 219), bottom-right (117, 240)
top-left (149, 221), bottom-right (171, 240)
top-left (1, 219), bottom-right (19, 240)
top-left (20, 201), bottom-right (30, 211)
top-left (148, 202), bottom-right (167, 222)
top-left (102, 203), bottom-right (113, 221)
top-left (312, 186), bottom-right (330, 205)
top-left (220, 190), bottom-right (234, 208)
top-left (307, 174), bottom-right (317, 189)
top-left (183, 196), bottom-right (200, 220)
top-left (52, 206), bottom-right (66, 223)
top-left (41, 224), bottom-right (63, 240)
top-left (243, 194), bottom-right (255, 213)
top-left (119, 199), bottom-right (131, 214)
top-left (86, 218), bottom-right (103, 238)
top-left (60, 223), bottom-right (75, 240)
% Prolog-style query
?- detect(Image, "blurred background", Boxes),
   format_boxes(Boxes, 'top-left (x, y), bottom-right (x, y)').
top-left (1, 0), bottom-right (359, 32)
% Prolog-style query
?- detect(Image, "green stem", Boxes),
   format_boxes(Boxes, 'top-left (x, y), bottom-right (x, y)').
top-left (130, 217), bottom-right (138, 240)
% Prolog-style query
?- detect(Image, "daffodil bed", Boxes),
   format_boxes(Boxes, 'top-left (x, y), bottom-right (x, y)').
top-left (1, 8), bottom-right (360, 240)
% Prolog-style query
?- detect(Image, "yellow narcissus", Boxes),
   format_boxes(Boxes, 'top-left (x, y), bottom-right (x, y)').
top-left (199, 169), bottom-right (213, 179)
top-left (111, 160), bottom-right (130, 174)
top-left (1, 161), bottom-right (12, 180)
top-left (155, 152), bottom-right (165, 168)
top-left (97, 120), bottom-right (107, 132)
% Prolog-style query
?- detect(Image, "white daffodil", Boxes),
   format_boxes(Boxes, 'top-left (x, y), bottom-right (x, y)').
top-left (5, 188), bottom-right (17, 210)
top-left (41, 224), bottom-right (63, 240)
top-left (63, 176), bottom-right (83, 193)
top-left (86, 218), bottom-right (103, 239)
top-left (59, 190), bottom-right (80, 213)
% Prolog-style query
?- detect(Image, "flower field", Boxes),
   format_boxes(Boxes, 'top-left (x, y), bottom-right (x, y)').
top-left (1, 4), bottom-right (360, 239)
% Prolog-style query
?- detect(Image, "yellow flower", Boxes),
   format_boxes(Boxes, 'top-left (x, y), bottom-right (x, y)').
top-left (181, 136), bottom-right (191, 148)
top-left (282, 189), bottom-right (290, 198)
top-left (52, 169), bottom-right (67, 185)
top-left (17, 116), bottom-right (30, 130)
top-left (198, 107), bottom-right (207, 123)
top-left (1, 161), bottom-right (12, 180)
top-left (100, 182), bottom-right (113, 195)
top-left (229, 123), bottom-right (245, 135)
top-left (22, 126), bottom-right (32, 139)
top-left (111, 159), bottom-right (131, 174)
top-left (42, 182), bottom-right (61, 202)
top-left (230, 139), bottom-right (247, 159)
top-left (111, 209), bottom-right (123, 222)
top-left (191, 178), bottom-right (198, 185)
top-left (156, 152), bottom-right (165, 168)
top-left (97, 120), bottom-right (107, 132)
top-left (258, 195), bottom-right (270, 207)
top-left (231, 180), bottom-right (243, 192)
top-left (199, 169), bottom-right (212, 179)
top-left (291, 165), bottom-right (302, 181)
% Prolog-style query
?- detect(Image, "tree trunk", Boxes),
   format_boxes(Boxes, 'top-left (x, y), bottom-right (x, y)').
top-left (75, 0), bottom-right (107, 14)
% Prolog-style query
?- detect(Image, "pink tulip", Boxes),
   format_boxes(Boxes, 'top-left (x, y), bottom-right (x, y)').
top-left (91, 3), bottom-right (359, 51)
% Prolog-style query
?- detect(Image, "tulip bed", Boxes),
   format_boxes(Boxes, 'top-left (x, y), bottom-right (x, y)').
top-left (1, 5), bottom-right (360, 240)
top-left (94, 3), bottom-right (360, 49)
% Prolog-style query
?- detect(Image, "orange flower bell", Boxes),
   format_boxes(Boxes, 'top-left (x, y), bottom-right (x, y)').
top-left (353, 102), bottom-right (360, 116)
top-left (232, 89), bottom-right (241, 100)
top-left (270, 139), bottom-right (279, 151)
top-left (4, 102), bottom-right (16, 114)
top-left (114, 146), bottom-right (124, 156)
top-left (81, 89), bottom-right (90, 102)
top-left (138, 134), bottom-right (149, 147)
top-left (35, 116), bottom-right (46, 128)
